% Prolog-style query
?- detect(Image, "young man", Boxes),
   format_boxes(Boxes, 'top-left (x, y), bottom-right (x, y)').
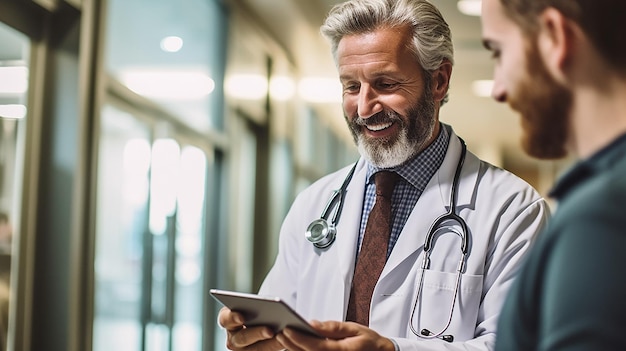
top-left (219, 0), bottom-right (550, 350)
top-left (481, 0), bottom-right (626, 349)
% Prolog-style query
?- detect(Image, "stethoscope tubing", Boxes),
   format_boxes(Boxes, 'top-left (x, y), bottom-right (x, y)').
top-left (305, 136), bottom-right (470, 342)
top-left (410, 138), bottom-right (468, 342)
top-left (305, 163), bottom-right (357, 248)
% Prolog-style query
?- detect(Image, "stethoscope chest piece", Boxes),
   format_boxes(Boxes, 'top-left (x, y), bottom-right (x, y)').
top-left (305, 219), bottom-right (336, 249)
top-left (305, 163), bottom-right (357, 249)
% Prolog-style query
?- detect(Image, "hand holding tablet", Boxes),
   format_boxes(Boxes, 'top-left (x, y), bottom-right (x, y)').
top-left (210, 289), bottom-right (322, 338)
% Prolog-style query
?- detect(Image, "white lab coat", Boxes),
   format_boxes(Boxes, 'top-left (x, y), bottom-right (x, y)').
top-left (259, 129), bottom-right (550, 350)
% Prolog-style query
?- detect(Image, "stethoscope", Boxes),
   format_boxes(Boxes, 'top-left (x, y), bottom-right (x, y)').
top-left (304, 161), bottom-right (357, 249)
top-left (305, 137), bottom-right (469, 342)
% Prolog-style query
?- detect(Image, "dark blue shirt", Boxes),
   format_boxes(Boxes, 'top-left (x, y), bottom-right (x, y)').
top-left (495, 133), bottom-right (626, 350)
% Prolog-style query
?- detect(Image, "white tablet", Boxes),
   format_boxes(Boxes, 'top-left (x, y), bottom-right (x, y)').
top-left (210, 289), bottom-right (322, 337)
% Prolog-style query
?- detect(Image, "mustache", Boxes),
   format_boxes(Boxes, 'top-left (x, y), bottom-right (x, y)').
top-left (353, 110), bottom-right (402, 126)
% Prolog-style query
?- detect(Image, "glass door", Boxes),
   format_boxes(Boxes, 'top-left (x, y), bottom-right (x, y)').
top-left (0, 20), bottom-right (29, 351)
top-left (93, 105), bottom-right (151, 350)
top-left (93, 104), bottom-right (209, 351)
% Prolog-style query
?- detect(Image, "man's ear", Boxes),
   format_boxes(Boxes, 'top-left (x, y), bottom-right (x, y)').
top-left (537, 7), bottom-right (575, 83)
top-left (431, 60), bottom-right (452, 102)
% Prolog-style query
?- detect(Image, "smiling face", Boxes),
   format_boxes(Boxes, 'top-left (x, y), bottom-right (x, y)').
top-left (481, 0), bottom-right (571, 159)
top-left (337, 26), bottom-right (444, 168)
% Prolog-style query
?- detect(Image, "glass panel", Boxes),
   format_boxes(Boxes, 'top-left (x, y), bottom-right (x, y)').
top-left (146, 138), bottom-right (180, 351)
top-left (104, 0), bottom-right (226, 133)
top-left (0, 21), bottom-right (29, 351)
top-left (93, 105), bottom-right (151, 351)
top-left (94, 109), bottom-right (211, 351)
top-left (172, 145), bottom-right (207, 351)
top-left (231, 121), bottom-right (256, 293)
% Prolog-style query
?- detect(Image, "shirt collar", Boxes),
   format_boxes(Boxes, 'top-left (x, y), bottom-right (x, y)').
top-left (366, 123), bottom-right (450, 191)
top-left (549, 132), bottom-right (626, 199)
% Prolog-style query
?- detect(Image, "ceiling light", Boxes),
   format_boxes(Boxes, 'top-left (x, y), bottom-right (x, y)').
top-left (0, 104), bottom-right (27, 119)
top-left (120, 68), bottom-right (215, 100)
top-left (299, 77), bottom-right (342, 103)
top-left (160, 36), bottom-right (184, 53)
top-left (0, 66), bottom-right (28, 95)
top-left (269, 76), bottom-right (295, 101)
top-left (472, 80), bottom-right (494, 97)
top-left (457, 0), bottom-right (482, 16)
top-left (225, 74), bottom-right (268, 100)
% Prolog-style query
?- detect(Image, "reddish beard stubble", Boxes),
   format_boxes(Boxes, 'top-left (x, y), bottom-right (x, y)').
top-left (509, 39), bottom-right (572, 159)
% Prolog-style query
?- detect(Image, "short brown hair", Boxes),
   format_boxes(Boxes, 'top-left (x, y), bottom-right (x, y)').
top-left (500, 0), bottom-right (626, 74)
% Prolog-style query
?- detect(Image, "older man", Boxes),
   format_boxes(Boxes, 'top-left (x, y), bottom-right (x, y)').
top-left (219, 1), bottom-right (550, 350)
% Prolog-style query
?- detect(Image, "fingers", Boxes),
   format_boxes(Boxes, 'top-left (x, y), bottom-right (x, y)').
top-left (218, 307), bottom-right (245, 330)
top-left (218, 307), bottom-right (280, 350)
top-left (277, 321), bottom-right (395, 351)
top-left (276, 329), bottom-right (321, 351)
top-left (276, 321), bottom-right (353, 351)
top-left (227, 327), bottom-right (281, 351)
top-left (310, 320), bottom-right (361, 339)
top-left (228, 325), bottom-right (276, 349)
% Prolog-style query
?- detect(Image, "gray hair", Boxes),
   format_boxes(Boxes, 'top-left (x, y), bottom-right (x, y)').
top-left (321, 0), bottom-right (454, 103)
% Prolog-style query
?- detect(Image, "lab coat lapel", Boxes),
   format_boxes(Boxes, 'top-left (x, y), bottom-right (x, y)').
top-left (381, 171), bottom-right (448, 273)
top-left (380, 132), bottom-right (477, 276)
top-left (333, 159), bottom-right (368, 295)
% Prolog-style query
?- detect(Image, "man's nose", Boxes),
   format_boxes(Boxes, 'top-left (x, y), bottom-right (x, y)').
top-left (491, 75), bottom-right (507, 103)
top-left (357, 85), bottom-right (383, 118)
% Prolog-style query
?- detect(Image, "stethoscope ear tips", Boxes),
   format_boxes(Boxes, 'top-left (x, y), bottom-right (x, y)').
top-left (420, 329), bottom-right (454, 343)
top-left (441, 335), bottom-right (454, 342)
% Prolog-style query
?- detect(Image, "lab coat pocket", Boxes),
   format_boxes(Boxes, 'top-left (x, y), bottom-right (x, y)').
top-left (409, 269), bottom-right (483, 341)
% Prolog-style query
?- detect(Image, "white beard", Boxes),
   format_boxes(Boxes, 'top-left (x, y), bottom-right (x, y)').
top-left (356, 120), bottom-right (435, 169)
